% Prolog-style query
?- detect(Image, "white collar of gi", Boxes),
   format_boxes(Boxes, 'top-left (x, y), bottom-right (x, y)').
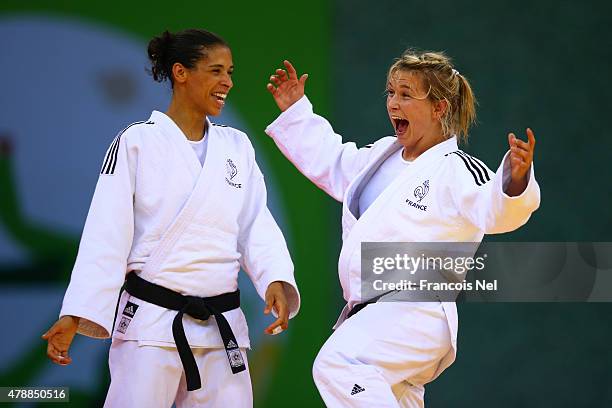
top-left (149, 110), bottom-right (212, 142)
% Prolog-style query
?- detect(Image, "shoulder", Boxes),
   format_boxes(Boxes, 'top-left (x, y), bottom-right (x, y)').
top-left (99, 120), bottom-right (155, 154)
top-left (114, 119), bottom-right (156, 144)
top-left (99, 121), bottom-right (152, 175)
top-left (444, 149), bottom-right (493, 187)
top-left (211, 122), bottom-right (253, 148)
top-left (100, 120), bottom-right (154, 171)
top-left (211, 122), bottom-right (246, 137)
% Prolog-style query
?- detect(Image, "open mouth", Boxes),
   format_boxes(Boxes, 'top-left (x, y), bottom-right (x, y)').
top-left (212, 92), bottom-right (227, 106)
top-left (391, 115), bottom-right (409, 135)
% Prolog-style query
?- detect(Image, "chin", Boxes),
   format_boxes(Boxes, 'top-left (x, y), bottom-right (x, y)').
top-left (206, 107), bottom-right (222, 117)
top-left (397, 134), bottom-right (415, 147)
top-left (396, 132), bottom-right (408, 141)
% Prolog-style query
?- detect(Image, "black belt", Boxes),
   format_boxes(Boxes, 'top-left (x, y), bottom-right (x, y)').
top-left (346, 290), bottom-right (396, 319)
top-left (346, 301), bottom-right (373, 319)
top-left (124, 272), bottom-right (245, 391)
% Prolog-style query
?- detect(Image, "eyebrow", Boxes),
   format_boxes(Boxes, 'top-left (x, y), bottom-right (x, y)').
top-left (387, 82), bottom-right (413, 90)
top-left (208, 64), bottom-right (234, 70)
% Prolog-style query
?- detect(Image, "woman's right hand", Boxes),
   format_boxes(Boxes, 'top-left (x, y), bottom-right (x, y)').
top-left (266, 60), bottom-right (308, 112)
top-left (42, 315), bottom-right (79, 365)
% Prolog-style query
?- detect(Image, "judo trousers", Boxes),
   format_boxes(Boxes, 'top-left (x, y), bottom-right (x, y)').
top-left (313, 302), bottom-right (453, 408)
top-left (104, 339), bottom-right (252, 408)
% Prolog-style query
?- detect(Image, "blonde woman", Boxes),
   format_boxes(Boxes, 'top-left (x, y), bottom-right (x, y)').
top-left (265, 51), bottom-right (540, 407)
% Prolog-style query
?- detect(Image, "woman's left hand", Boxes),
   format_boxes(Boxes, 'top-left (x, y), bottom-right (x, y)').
top-left (506, 128), bottom-right (536, 196)
top-left (263, 281), bottom-right (289, 335)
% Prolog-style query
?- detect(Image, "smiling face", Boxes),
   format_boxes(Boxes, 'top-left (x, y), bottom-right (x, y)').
top-left (181, 45), bottom-right (234, 117)
top-left (386, 69), bottom-right (446, 158)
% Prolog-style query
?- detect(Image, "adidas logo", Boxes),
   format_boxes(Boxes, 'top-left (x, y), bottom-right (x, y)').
top-left (350, 384), bottom-right (365, 396)
top-left (122, 301), bottom-right (139, 317)
top-left (226, 340), bottom-right (237, 349)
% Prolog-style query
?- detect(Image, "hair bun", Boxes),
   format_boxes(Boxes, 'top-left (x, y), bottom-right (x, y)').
top-left (147, 30), bottom-right (174, 82)
top-left (146, 29), bottom-right (228, 85)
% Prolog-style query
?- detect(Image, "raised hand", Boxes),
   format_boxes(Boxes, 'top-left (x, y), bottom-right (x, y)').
top-left (505, 128), bottom-right (536, 196)
top-left (263, 281), bottom-right (289, 335)
top-left (266, 60), bottom-right (308, 112)
top-left (42, 316), bottom-right (79, 365)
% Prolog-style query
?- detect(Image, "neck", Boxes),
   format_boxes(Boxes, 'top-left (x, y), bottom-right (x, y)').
top-left (165, 96), bottom-right (207, 141)
top-left (401, 137), bottom-right (442, 161)
top-left (401, 127), bottom-right (447, 161)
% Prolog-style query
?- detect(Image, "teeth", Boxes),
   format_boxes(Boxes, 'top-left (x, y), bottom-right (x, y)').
top-left (391, 116), bottom-right (404, 120)
top-left (213, 93), bottom-right (227, 100)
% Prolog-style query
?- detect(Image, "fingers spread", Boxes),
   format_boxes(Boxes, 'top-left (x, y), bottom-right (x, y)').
top-left (508, 131), bottom-right (534, 166)
top-left (269, 75), bottom-right (282, 86)
top-left (284, 60), bottom-right (298, 79)
top-left (512, 138), bottom-right (530, 151)
top-left (276, 69), bottom-right (288, 81)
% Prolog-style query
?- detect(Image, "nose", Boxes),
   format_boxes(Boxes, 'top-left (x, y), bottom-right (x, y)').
top-left (222, 73), bottom-right (233, 90)
top-left (387, 94), bottom-right (400, 111)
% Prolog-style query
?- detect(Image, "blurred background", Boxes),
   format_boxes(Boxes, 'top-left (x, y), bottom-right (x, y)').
top-left (0, 0), bottom-right (611, 406)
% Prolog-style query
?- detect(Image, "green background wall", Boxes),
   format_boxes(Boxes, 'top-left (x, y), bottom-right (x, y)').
top-left (1, 0), bottom-right (611, 407)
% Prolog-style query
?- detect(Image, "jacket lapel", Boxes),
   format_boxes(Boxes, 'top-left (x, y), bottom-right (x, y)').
top-left (338, 137), bottom-right (460, 291)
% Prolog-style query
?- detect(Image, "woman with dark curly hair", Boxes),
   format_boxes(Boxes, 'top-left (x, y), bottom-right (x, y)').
top-left (43, 29), bottom-right (300, 408)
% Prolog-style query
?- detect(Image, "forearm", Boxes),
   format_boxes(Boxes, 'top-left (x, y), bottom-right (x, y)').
top-left (266, 96), bottom-right (364, 201)
top-left (487, 155), bottom-right (540, 233)
top-left (504, 177), bottom-right (528, 197)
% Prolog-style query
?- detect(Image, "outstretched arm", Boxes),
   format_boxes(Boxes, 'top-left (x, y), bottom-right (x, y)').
top-left (265, 61), bottom-right (381, 201)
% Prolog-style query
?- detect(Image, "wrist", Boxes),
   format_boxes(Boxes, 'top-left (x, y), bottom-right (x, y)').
top-left (268, 280), bottom-right (282, 289)
top-left (505, 177), bottom-right (528, 197)
top-left (63, 315), bottom-right (81, 325)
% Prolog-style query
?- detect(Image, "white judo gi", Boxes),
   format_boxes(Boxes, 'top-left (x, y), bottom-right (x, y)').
top-left (60, 111), bottom-right (300, 407)
top-left (265, 96), bottom-right (540, 407)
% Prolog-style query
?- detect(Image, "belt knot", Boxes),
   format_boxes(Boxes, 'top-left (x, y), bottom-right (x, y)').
top-left (182, 296), bottom-right (212, 320)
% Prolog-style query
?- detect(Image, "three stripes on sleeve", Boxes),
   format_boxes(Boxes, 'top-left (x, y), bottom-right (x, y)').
top-left (100, 121), bottom-right (145, 175)
top-left (448, 150), bottom-right (491, 186)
